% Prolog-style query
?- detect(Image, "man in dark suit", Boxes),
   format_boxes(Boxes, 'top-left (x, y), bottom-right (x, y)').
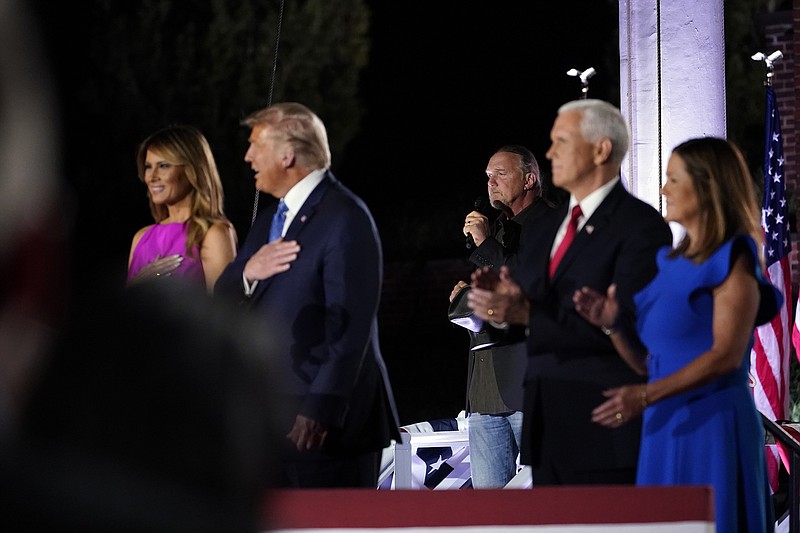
top-left (467, 99), bottom-right (673, 485)
top-left (215, 102), bottom-right (401, 488)
top-left (448, 145), bottom-right (560, 488)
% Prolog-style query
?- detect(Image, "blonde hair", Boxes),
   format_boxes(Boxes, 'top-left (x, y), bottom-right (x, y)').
top-left (242, 102), bottom-right (331, 169)
top-left (136, 125), bottom-right (231, 256)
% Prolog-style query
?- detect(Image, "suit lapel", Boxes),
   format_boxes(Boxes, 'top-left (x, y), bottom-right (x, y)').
top-left (283, 172), bottom-right (332, 242)
top-left (521, 202), bottom-right (562, 279)
top-left (249, 173), bottom-right (334, 304)
top-left (551, 181), bottom-right (626, 279)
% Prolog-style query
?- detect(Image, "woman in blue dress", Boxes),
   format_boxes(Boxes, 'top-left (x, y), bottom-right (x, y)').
top-left (573, 137), bottom-right (781, 533)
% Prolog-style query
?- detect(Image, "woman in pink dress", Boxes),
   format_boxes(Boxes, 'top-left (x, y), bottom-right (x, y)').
top-left (127, 125), bottom-right (237, 292)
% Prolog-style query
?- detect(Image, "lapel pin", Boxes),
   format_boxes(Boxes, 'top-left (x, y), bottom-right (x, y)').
top-left (585, 225), bottom-right (594, 234)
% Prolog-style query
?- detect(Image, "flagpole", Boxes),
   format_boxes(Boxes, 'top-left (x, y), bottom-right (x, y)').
top-left (750, 48), bottom-right (796, 531)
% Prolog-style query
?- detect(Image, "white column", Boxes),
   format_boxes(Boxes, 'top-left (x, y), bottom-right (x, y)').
top-left (619, 0), bottom-right (726, 216)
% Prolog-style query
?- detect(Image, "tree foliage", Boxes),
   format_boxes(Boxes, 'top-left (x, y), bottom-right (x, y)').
top-left (724, 0), bottom-right (773, 175)
top-left (32, 0), bottom-right (370, 273)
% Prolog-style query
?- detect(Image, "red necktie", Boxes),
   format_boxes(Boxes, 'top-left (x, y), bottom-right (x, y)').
top-left (549, 204), bottom-right (583, 278)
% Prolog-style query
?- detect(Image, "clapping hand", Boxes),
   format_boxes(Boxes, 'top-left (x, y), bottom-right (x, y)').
top-left (591, 384), bottom-right (646, 428)
top-left (467, 265), bottom-right (528, 325)
top-left (573, 283), bottom-right (619, 329)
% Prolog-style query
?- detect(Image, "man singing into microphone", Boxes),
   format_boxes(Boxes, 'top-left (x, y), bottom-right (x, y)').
top-left (448, 145), bottom-right (563, 488)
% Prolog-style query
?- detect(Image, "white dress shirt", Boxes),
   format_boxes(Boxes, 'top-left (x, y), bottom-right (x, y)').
top-left (550, 176), bottom-right (619, 258)
top-left (243, 169), bottom-right (326, 295)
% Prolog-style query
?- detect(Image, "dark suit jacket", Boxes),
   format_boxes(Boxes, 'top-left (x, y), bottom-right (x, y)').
top-left (512, 180), bottom-right (672, 472)
top-left (464, 199), bottom-right (554, 412)
top-left (215, 172), bottom-right (401, 454)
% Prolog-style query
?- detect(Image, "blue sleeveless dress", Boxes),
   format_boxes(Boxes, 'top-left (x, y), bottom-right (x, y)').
top-left (634, 235), bottom-right (781, 533)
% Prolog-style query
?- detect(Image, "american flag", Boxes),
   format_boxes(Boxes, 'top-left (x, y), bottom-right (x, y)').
top-left (378, 415), bottom-right (473, 490)
top-left (750, 85), bottom-right (793, 492)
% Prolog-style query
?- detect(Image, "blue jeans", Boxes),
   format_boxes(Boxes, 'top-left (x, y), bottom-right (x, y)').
top-left (468, 411), bottom-right (523, 488)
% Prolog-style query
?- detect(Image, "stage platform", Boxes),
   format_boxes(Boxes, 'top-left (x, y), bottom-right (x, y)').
top-left (262, 486), bottom-right (715, 532)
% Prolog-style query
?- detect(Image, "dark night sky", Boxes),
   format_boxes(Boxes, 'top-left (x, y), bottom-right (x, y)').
top-left (341, 1), bottom-right (620, 259)
top-left (29, 1), bottom-right (620, 424)
top-left (33, 0), bottom-right (620, 272)
top-left (340, 2), bottom-right (619, 421)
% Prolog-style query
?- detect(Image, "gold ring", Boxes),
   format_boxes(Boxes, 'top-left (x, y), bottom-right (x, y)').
top-left (487, 309), bottom-right (494, 316)
top-left (615, 412), bottom-right (623, 422)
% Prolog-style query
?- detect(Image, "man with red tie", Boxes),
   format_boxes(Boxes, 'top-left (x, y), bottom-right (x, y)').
top-left (467, 99), bottom-right (672, 485)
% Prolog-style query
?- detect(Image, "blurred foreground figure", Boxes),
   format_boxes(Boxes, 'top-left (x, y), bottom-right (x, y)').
top-left (0, 0), bottom-right (66, 438)
top-left (0, 2), bottom-right (280, 531)
top-left (5, 281), bottom-right (281, 532)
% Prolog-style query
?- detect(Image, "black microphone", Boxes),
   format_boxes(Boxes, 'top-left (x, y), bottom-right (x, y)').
top-left (466, 196), bottom-right (489, 250)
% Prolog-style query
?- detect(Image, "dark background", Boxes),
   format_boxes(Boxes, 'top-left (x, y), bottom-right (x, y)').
top-left (26, 0), bottom-right (777, 424)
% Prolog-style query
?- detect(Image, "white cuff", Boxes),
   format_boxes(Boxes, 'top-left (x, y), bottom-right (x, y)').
top-left (451, 316), bottom-right (484, 333)
top-left (243, 273), bottom-right (259, 297)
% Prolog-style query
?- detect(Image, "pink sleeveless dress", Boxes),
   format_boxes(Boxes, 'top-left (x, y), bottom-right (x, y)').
top-left (127, 223), bottom-right (205, 284)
